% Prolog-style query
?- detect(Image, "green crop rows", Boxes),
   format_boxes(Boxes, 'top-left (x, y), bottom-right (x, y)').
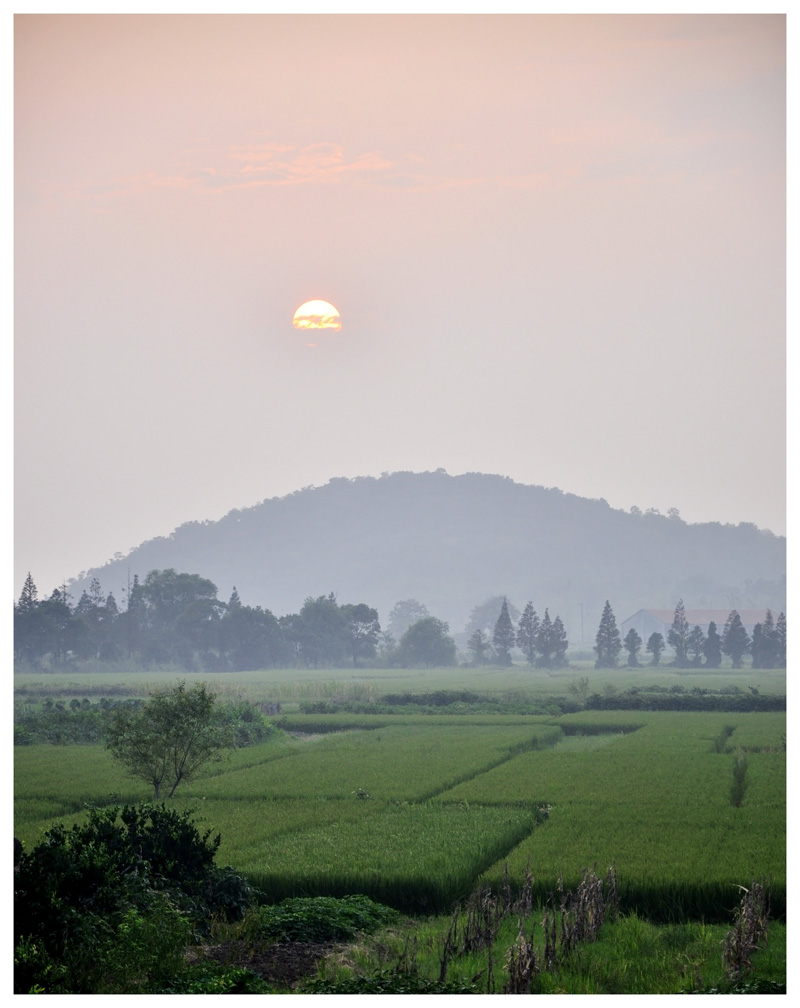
top-left (233, 802), bottom-right (540, 910)
top-left (15, 707), bottom-right (784, 919)
top-left (179, 722), bottom-right (560, 802)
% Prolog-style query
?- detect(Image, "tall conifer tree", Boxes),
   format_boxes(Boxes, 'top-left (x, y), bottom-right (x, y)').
top-left (17, 573), bottom-right (39, 612)
top-left (775, 612), bottom-right (787, 667)
top-left (594, 600), bottom-right (621, 669)
top-left (667, 599), bottom-right (690, 668)
top-left (722, 610), bottom-right (750, 668)
top-left (537, 609), bottom-right (555, 668)
top-left (492, 597), bottom-right (516, 666)
top-left (551, 615), bottom-right (569, 668)
top-left (516, 602), bottom-right (540, 666)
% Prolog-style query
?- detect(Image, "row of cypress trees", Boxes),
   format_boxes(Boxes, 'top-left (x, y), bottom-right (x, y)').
top-left (466, 599), bottom-right (570, 669)
top-left (594, 599), bottom-right (786, 670)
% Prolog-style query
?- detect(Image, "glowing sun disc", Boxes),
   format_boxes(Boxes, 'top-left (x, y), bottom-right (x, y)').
top-left (293, 299), bottom-right (342, 331)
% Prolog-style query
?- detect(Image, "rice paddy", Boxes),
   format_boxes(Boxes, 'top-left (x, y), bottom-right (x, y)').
top-left (15, 670), bottom-right (785, 926)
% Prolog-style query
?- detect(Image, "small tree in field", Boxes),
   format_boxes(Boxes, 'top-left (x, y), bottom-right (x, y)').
top-left (467, 628), bottom-right (490, 666)
top-left (623, 628), bottom-right (642, 667)
top-left (105, 682), bottom-right (234, 799)
top-left (387, 599), bottom-right (430, 642)
top-left (397, 617), bottom-right (457, 668)
top-left (567, 676), bottom-right (590, 706)
top-left (703, 621), bottom-right (722, 668)
top-left (646, 632), bottom-right (665, 666)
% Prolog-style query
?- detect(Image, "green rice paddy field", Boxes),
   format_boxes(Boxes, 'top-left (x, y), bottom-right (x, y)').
top-left (15, 667), bottom-right (786, 929)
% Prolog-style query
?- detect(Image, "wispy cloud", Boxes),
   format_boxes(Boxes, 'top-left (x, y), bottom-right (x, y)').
top-left (222, 142), bottom-right (393, 186)
top-left (78, 142), bottom-right (395, 199)
top-left (71, 139), bottom-right (563, 202)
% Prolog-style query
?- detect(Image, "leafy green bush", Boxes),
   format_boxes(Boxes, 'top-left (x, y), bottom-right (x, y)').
top-left (214, 699), bottom-right (277, 748)
top-left (162, 963), bottom-right (273, 993)
top-left (244, 895), bottom-right (399, 943)
top-left (14, 889), bottom-right (193, 993)
top-left (203, 865), bottom-right (257, 924)
top-left (14, 804), bottom-right (256, 993)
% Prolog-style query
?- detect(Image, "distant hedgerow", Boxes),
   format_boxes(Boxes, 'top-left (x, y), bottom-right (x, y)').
top-left (14, 696), bottom-right (275, 746)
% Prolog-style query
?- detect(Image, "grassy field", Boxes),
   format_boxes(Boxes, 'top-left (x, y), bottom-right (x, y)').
top-left (14, 664), bottom-right (786, 990)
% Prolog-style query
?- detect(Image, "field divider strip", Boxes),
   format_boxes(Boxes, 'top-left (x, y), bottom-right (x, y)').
top-left (413, 731), bottom-right (562, 804)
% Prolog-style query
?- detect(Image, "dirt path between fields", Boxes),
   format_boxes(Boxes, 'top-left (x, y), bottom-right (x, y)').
top-left (189, 940), bottom-right (333, 987)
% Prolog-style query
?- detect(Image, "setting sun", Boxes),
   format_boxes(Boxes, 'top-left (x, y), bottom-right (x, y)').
top-left (292, 300), bottom-right (342, 331)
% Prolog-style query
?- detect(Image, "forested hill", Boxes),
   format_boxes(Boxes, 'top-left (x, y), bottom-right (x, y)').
top-left (66, 471), bottom-right (785, 636)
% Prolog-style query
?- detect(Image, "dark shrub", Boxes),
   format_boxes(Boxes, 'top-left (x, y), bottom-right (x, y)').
top-left (14, 804), bottom-right (255, 993)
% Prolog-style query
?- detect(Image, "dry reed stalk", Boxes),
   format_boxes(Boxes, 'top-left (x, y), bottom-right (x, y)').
top-left (723, 882), bottom-right (770, 978)
top-left (503, 920), bottom-right (539, 993)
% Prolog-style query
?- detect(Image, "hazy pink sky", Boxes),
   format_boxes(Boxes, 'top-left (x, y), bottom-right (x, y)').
top-left (14, 13), bottom-right (785, 595)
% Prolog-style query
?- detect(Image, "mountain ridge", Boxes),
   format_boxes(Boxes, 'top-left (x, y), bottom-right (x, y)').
top-left (65, 470), bottom-right (785, 639)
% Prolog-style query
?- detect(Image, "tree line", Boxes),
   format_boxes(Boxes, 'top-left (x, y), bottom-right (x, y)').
top-left (13, 571), bottom-right (459, 672)
top-left (14, 572), bottom-right (785, 673)
top-left (14, 570), bottom-right (577, 673)
top-left (593, 599), bottom-right (786, 670)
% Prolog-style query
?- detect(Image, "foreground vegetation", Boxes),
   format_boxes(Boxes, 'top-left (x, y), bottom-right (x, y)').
top-left (15, 817), bottom-right (784, 994)
top-left (297, 869), bottom-right (784, 995)
top-left (14, 665), bottom-right (785, 993)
